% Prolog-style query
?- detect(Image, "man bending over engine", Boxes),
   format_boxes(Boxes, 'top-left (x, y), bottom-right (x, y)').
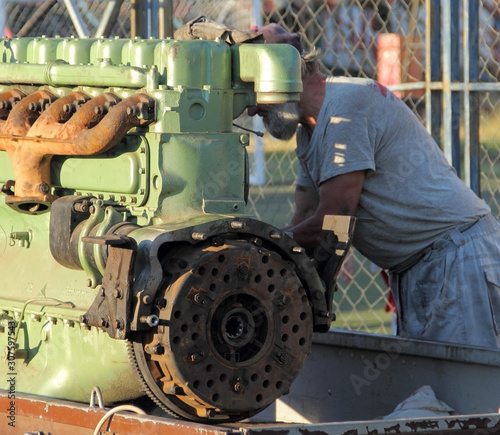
top-left (248, 24), bottom-right (500, 348)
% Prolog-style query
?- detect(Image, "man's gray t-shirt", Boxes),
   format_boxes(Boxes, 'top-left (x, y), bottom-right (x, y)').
top-left (296, 76), bottom-right (490, 270)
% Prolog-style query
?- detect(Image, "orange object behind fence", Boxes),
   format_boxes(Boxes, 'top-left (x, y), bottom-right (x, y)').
top-left (377, 33), bottom-right (424, 100)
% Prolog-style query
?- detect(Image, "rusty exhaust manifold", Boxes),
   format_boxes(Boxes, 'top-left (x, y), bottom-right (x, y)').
top-left (0, 88), bottom-right (26, 120)
top-left (0, 89), bottom-right (156, 214)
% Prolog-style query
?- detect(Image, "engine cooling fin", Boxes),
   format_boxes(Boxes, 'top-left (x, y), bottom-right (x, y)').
top-left (127, 239), bottom-right (313, 423)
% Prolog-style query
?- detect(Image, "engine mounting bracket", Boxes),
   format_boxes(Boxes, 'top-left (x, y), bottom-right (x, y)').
top-left (81, 237), bottom-right (136, 339)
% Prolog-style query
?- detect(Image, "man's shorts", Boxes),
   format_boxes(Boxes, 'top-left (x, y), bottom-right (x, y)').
top-left (389, 213), bottom-right (500, 348)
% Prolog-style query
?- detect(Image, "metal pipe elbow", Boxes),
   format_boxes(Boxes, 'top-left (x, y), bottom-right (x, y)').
top-left (233, 43), bottom-right (302, 104)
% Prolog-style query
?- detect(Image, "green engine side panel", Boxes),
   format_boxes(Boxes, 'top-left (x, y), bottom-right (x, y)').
top-left (150, 132), bottom-right (248, 222)
top-left (0, 205), bottom-right (142, 403)
top-left (0, 313), bottom-right (142, 403)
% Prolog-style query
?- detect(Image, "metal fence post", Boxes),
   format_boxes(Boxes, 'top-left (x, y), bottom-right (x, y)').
top-left (62, 0), bottom-right (89, 37)
top-left (158, 0), bottom-right (174, 38)
top-left (95, 1), bottom-right (125, 38)
top-left (451, 1), bottom-right (461, 177)
top-left (427, 0), bottom-right (442, 147)
top-left (464, 0), bottom-right (481, 194)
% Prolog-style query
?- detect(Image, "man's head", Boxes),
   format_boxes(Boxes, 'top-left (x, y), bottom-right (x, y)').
top-left (255, 24), bottom-right (320, 78)
top-left (247, 24), bottom-right (319, 140)
top-left (257, 23), bottom-right (303, 54)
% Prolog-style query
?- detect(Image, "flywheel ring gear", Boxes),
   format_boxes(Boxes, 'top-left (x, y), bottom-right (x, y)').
top-left (129, 240), bottom-right (313, 422)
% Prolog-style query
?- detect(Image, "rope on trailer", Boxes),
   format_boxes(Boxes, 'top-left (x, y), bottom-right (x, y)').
top-left (93, 404), bottom-right (147, 435)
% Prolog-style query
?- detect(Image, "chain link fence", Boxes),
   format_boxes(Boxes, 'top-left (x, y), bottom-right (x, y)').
top-left (2, 0), bottom-right (500, 335)
top-left (3, 1), bottom-right (131, 37)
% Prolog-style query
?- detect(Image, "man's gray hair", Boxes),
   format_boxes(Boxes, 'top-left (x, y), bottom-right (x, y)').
top-left (301, 49), bottom-right (321, 79)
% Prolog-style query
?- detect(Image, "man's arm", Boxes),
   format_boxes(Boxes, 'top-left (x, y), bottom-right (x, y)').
top-left (282, 185), bottom-right (319, 231)
top-left (287, 170), bottom-right (365, 250)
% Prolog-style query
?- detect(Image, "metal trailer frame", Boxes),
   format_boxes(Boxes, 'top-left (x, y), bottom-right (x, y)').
top-left (259, 330), bottom-right (500, 425)
top-left (2, 391), bottom-right (499, 434)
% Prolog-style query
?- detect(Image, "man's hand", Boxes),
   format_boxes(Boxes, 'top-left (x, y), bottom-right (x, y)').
top-left (286, 170), bottom-right (365, 250)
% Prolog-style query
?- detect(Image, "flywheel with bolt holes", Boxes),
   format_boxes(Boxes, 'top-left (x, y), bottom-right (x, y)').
top-left (128, 239), bottom-right (313, 423)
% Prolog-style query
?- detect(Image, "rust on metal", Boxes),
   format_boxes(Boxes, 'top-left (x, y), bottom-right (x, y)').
top-left (129, 240), bottom-right (314, 422)
top-left (0, 89), bottom-right (55, 133)
top-left (0, 88), bottom-right (155, 213)
top-left (0, 392), bottom-right (237, 435)
top-left (83, 244), bottom-right (136, 339)
top-left (0, 88), bottom-right (26, 121)
top-left (445, 417), bottom-right (494, 430)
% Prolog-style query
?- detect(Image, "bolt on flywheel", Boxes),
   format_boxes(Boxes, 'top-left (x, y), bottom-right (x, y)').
top-left (129, 240), bottom-right (313, 422)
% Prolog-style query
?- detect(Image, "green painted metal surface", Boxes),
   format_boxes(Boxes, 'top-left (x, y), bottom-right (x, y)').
top-left (0, 35), bottom-right (317, 420)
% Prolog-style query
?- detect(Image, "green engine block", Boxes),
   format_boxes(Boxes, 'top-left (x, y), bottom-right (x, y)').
top-left (0, 35), bottom-right (348, 423)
